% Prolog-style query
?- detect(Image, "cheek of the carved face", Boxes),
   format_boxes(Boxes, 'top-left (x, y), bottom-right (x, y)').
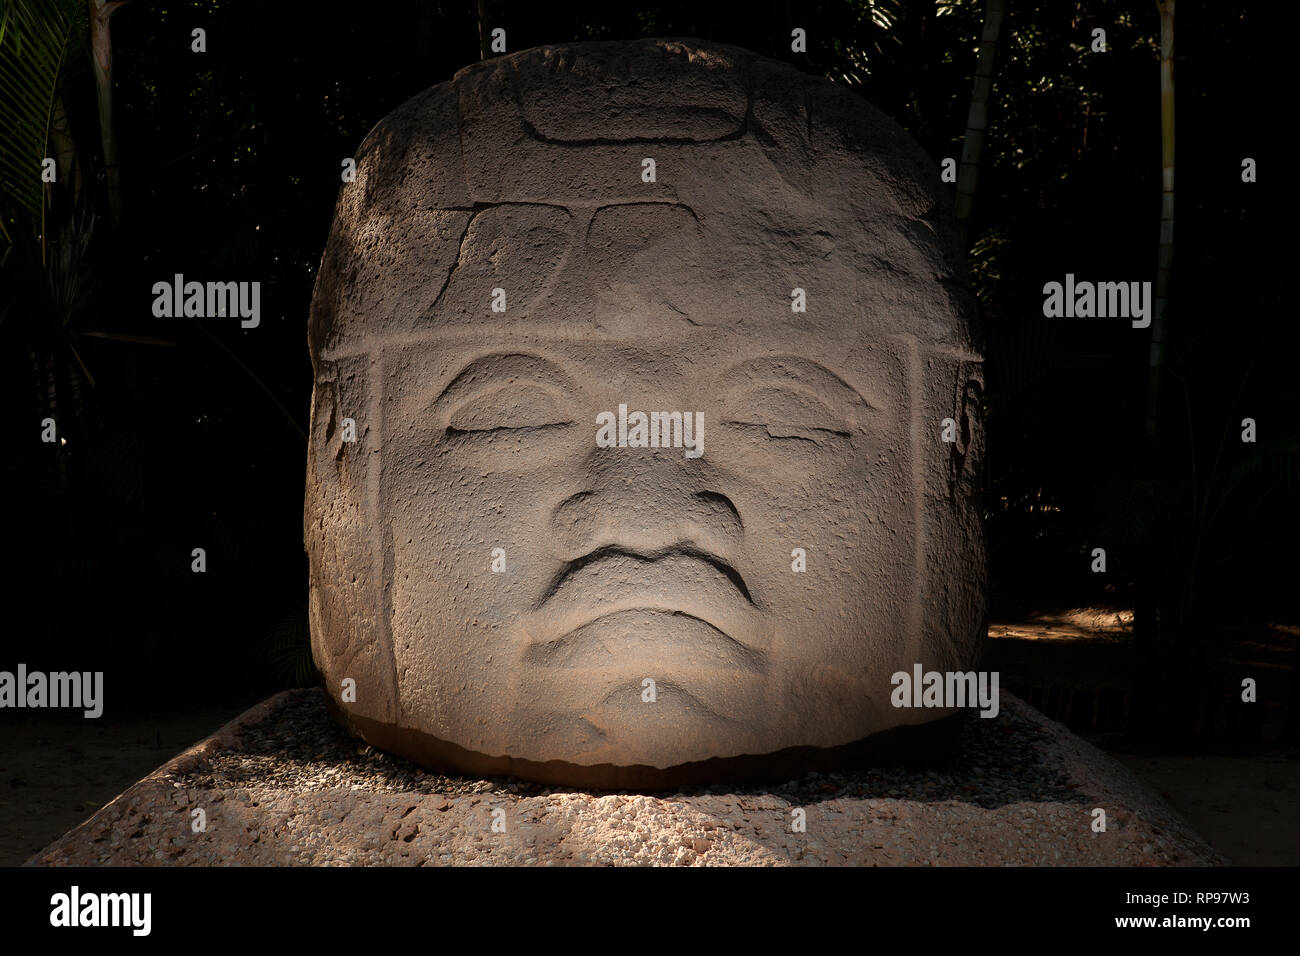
top-left (734, 424), bottom-right (902, 550)
top-left (747, 439), bottom-right (912, 672)
top-left (387, 503), bottom-right (510, 632)
top-left (384, 450), bottom-right (603, 676)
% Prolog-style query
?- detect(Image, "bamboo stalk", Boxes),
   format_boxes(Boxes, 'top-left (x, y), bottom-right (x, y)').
top-left (955, 0), bottom-right (1007, 232)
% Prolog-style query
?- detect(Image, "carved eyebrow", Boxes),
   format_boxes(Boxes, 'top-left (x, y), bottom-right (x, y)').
top-left (413, 353), bottom-right (580, 420)
top-left (716, 356), bottom-right (881, 414)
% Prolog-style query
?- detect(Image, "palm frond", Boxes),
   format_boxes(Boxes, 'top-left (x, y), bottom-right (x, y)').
top-left (0, 0), bottom-right (86, 237)
top-left (1216, 427), bottom-right (1300, 501)
top-left (1095, 475), bottom-right (1168, 553)
top-left (266, 608), bottom-right (318, 688)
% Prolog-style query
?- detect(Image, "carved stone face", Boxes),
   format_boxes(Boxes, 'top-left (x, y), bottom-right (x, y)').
top-left (306, 39), bottom-right (985, 785)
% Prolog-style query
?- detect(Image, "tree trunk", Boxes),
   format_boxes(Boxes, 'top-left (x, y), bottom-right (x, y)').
top-left (416, 1), bottom-right (434, 60)
top-left (89, 0), bottom-right (124, 225)
top-left (49, 95), bottom-right (80, 205)
top-left (954, 0), bottom-right (1006, 233)
top-left (477, 0), bottom-right (490, 61)
top-left (1147, 0), bottom-right (1175, 440)
top-left (1131, 1), bottom-right (1178, 740)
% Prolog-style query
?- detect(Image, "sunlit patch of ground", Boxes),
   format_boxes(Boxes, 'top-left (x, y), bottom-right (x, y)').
top-left (989, 606), bottom-right (1134, 643)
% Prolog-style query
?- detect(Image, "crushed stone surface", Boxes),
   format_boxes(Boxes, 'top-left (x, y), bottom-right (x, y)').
top-left (28, 689), bottom-right (1226, 866)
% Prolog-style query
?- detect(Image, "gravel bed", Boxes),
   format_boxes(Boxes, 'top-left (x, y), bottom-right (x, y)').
top-left (177, 689), bottom-right (1083, 808)
top-left (31, 688), bottom-right (1224, 865)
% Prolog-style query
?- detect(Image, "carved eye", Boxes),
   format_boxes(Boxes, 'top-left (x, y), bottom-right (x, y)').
top-left (721, 386), bottom-right (850, 444)
top-left (446, 384), bottom-right (575, 434)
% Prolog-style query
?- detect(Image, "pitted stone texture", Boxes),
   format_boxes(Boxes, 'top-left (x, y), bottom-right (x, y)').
top-left (28, 691), bottom-right (1225, 867)
top-left (305, 38), bottom-right (986, 781)
top-left (309, 41), bottom-right (971, 354)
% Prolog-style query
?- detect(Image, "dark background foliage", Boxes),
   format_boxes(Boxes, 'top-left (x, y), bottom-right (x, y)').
top-left (2, 1), bottom-right (1294, 734)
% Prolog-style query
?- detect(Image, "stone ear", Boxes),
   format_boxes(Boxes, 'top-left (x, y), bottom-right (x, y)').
top-left (950, 363), bottom-right (984, 491)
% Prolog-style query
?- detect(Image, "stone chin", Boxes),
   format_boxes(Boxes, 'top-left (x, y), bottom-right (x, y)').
top-left (324, 591), bottom-right (962, 786)
top-left (327, 693), bottom-right (964, 790)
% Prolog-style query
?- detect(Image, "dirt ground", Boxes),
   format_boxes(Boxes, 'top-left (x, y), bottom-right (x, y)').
top-left (988, 609), bottom-right (1300, 865)
top-left (0, 698), bottom-right (263, 866)
top-left (1106, 749), bottom-right (1300, 866)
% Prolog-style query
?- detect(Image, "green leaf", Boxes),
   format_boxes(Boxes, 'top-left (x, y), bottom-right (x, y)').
top-left (265, 608), bottom-right (318, 688)
top-left (0, 0), bottom-right (86, 238)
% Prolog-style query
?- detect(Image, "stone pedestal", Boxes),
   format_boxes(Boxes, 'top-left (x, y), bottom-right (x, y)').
top-left (28, 689), bottom-right (1224, 866)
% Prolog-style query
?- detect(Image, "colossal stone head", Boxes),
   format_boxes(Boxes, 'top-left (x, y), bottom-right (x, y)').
top-left (306, 38), bottom-right (985, 787)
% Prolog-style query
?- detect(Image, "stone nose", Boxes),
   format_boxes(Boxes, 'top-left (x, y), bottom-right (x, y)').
top-left (548, 442), bottom-right (743, 562)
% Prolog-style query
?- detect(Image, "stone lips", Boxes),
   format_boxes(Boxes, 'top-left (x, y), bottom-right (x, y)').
top-left (305, 37), bottom-right (986, 785)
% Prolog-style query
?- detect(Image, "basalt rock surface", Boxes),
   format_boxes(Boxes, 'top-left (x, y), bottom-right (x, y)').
top-left (306, 37), bottom-right (987, 783)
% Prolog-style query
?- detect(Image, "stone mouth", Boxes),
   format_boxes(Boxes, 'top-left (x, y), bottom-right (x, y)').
top-left (538, 544), bottom-right (755, 604)
top-left (527, 545), bottom-right (759, 647)
top-left (520, 607), bottom-right (768, 673)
